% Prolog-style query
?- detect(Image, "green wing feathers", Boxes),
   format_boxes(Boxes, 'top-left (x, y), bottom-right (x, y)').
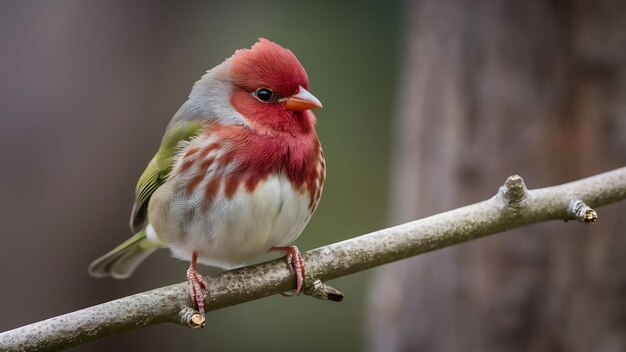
top-left (129, 120), bottom-right (205, 232)
top-left (88, 230), bottom-right (159, 279)
top-left (89, 120), bottom-right (205, 279)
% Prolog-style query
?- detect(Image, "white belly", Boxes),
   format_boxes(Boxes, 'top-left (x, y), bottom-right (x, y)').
top-left (149, 173), bottom-right (312, 269)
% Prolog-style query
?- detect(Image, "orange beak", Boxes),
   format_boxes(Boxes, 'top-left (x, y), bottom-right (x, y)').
top-left (283, 86), bottom-right (323, 111)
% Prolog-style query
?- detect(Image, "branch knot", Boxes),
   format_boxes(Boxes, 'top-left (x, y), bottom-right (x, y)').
top-left (496, 175), bottom-right (528, 208)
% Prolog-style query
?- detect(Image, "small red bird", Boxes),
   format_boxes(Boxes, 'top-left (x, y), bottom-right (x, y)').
top-left (89, 39), bottom-right (325, 315)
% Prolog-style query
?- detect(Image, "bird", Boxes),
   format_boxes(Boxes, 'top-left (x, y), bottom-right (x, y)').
top-left (89, 38), bottom-right (325, 315)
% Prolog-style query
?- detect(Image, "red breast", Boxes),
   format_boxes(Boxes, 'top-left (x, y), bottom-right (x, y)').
top-left (178, 122), bottom-right (324, 211)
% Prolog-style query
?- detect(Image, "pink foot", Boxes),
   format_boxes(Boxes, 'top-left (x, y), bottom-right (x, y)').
top-left (271, 246), bottom-right (305, 296)
top-left (187, 251), bottom-right (207, 315)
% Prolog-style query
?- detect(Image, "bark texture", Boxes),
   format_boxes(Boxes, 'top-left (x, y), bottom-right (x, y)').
top-left (368, 1), bottom-right (626, 351)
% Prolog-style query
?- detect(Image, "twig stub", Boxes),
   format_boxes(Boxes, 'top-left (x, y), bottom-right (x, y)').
top-left (179, 307), bottom-right (205, 329)
top-left (304, 279), bottom-right (344, 301)
top-left (569, 199), bottom-right (598, 224)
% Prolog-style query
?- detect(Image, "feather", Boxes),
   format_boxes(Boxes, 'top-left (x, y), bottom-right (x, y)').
top-left (130, 120), bottom-right (205, 232)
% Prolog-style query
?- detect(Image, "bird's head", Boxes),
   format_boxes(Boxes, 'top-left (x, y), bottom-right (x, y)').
top-left (179, 39), bottom-right (322, 134)
top-left (185, 39), bottom-right (321, 134)
top-left (228, 38), bottom-right (322, 133)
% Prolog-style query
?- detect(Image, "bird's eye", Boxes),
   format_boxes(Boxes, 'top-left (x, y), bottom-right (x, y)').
top-left (255, 88), bottom-right (273, 102)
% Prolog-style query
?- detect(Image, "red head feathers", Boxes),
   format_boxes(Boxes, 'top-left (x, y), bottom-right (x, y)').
top-left (227, 38), bottom-right (320, 133)
top-left (230, 38), bottom-right (309, 96)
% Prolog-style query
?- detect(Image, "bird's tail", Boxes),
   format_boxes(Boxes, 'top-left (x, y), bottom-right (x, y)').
top-left (88, 230), bottom-right (159, 279)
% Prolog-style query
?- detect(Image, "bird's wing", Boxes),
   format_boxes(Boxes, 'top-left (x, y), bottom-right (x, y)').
top-left (130, 120), bottom-right (205, 232)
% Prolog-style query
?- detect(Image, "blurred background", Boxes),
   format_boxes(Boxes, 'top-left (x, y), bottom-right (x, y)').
top-left (1, 1), bottom-right (625, 352)
top-left (0, 1), bottom-right (400, 351)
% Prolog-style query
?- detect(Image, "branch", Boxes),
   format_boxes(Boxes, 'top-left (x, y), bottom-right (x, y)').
top-left (2, 167), bottom-right (625, 351)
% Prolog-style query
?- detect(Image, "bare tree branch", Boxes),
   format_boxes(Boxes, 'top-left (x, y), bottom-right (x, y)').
top-left (1, 167), bottom-right (625, 352)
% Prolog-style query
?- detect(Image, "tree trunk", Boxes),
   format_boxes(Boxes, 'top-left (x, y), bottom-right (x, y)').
top-left (368, 1), bottom-right (626, 351)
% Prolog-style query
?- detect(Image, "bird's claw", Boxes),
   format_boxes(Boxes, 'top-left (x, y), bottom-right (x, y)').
top-left (272, 246), bottom-right (305, 296)
top-left (187, 264), bottom-right (207, 315)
